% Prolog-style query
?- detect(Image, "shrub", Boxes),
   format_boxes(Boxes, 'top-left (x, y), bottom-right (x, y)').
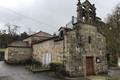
top-left (26, 59), bottom-right (42, 67)
top-left (32, 60), bottom-right (42, 66)
top-left (49, 62), bottom-right (70, 77)
top-left (26, 59), bottom-right (33, 65)
top-left (49, 62), bottom-right (64, 71)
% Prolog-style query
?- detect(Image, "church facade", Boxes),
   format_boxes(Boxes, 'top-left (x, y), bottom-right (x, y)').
top-left (64, 24), bottom-right (107, 76)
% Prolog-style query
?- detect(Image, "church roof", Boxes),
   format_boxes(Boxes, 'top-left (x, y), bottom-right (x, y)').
top-left (27, 31), bottom-right (53, 38)
top-left (23, 31), bottom-right (53, 41)
top-left (8, 41), bottom-right (30, 48)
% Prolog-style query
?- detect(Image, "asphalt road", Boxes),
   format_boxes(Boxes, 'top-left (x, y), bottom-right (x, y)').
top-left (0, 61), bottom-right (61, 80)
top-left (0, 61), bottom-right (120, 80)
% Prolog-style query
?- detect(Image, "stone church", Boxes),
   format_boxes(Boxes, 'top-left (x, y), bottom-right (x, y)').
top-left (33, 0), bottom-right (107, 76)
top-left (5, 0), bottom-right (108, 76)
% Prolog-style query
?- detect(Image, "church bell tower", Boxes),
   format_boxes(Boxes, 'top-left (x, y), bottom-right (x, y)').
top-left (77, 0), bottom-right (96, 24)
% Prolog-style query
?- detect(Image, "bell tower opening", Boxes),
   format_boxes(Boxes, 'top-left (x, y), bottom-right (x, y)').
top-left (77, 0), bottom-right (96, 24)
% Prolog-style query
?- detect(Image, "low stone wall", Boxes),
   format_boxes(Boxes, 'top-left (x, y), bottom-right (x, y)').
top-left (5, 47), bottom-right (32, 64)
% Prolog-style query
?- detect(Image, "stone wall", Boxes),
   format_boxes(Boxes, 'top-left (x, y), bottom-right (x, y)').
top-left (5, 47), bottom-right (32, 63)
top-left (54, 40), bottom-right (64, 62)
top-left (64, 31), bottom-right (83, 77)
top-left (64, 23), bottom-right (107, 76)
top-left (33, 39), bottom-right (63, 66)
top-left (79, 24), bottom-right (107, 74)
top-left (32, 23), bottom-right (107, 76)
top-left (8, 41), bottom-right (30, 47)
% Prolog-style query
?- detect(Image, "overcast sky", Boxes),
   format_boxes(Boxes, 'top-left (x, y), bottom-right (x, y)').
top-left (0, 0), bottom-right (119, 34)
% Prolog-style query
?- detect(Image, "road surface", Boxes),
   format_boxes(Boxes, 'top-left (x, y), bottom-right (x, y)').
top-left (0, 61), bottom-right (61, 80)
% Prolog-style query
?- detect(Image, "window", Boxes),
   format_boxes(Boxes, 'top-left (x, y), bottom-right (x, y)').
top-left (59, 30), bottom-right (64, 38)
top-left (88, 36), bottom-right (92, 44)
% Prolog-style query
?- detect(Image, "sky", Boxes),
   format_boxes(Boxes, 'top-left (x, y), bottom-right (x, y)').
top-left (0, 0), bottom-right (119, 34)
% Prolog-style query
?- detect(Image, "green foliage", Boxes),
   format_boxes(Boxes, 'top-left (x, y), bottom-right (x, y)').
top-left (49, 62), bottom-right (64, 71)
top-left (20, 32), bottom-right (29, 40)
top-left (25, 59), bottom-right (42, 68)
top-left (49, 62), bottom-right (68, 76)
top-left (0, 24), bottom-right (30, 48)
top-left (32, 60), bottom-right (42, 66)
top-left (92, 4), bottom-right (120, 67)
top-left (98, 3), bottom-right (120, 67)
top-left (0, 32), bottom-right (29, 48)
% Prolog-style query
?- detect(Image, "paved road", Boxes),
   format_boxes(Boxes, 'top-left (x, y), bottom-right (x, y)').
top-left (0, 61), bottom-right (120, 80)
top-left (108, 68), bottom-right (120, 76)
top-left (88, 68), bottom-right (120, 80)
top-left (0, 62), bottom-right (61, 80)
top-left (108, 68), bottom-right (120, 80)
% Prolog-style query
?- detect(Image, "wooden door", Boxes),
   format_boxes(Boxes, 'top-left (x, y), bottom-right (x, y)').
top-left (86, 57), bottom-right (95, 75)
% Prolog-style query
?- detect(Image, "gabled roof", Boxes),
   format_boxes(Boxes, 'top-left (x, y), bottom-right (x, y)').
top-left (29, 31), bottom-right (52, 37)
top-left (32, 36), bottom-right (58, 45)
top-left (8, 41), bottom-right (31, 48)
top-left (23, 31), bottom-right (53, 40)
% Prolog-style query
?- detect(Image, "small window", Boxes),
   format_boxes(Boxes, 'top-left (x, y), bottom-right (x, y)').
top-left (88, 36), bottom-right (91, 44)
top-left (59, 30), bottom-right (64, 38)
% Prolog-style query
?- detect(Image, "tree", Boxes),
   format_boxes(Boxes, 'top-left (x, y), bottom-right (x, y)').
top-left (105, 3), bottom-right (120, 66)
top-left (0, 24), bottom-right (29, 48)
top-left (5, 24), bottom-right (20, 36)
top-left (20, 32), bottom-right (29, 40)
